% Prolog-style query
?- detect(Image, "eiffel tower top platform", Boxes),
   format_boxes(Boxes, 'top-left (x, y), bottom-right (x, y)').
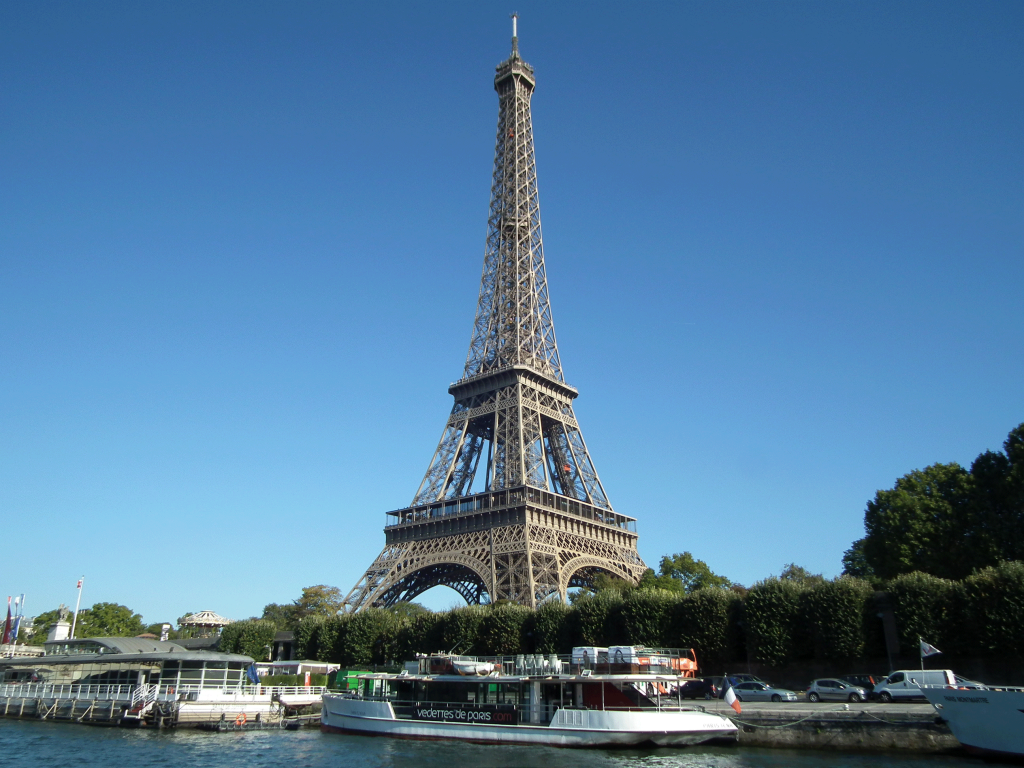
top-left (342, 19), bottom-right (646, 611)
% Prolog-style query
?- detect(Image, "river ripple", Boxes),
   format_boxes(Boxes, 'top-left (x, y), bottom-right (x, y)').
top-left (0, 719), bottom-right (985, 768)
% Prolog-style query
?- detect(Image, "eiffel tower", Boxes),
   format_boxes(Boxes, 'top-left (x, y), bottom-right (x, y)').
top-left (342, 19), bottom-right (646, 611)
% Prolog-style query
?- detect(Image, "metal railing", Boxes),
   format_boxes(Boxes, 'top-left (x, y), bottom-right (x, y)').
top-left (385, 486), bottom-right (637, 532)
top-left (409, 651), bottom-right (696, 678)
top-left (0, 682), bottom-right (328, 701)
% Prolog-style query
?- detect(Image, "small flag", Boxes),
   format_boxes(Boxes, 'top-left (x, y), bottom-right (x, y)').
top-left (920, 639), bottom-right (942, 658)
top-left (722, 675), bottom-right (741, 714)
top-left (246, 664), bottom-right (260, 686)
top-left (2, 598), bottom-right (11, 645)
top-left (77, 579), bottom-right (83, 589)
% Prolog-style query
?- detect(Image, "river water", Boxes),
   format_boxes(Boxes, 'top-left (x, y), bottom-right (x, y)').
top-left (0, 719), bottom-right (987, 768)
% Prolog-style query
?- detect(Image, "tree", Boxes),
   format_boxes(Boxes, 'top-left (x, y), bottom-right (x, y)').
top-left (24, 609), bottom-right (61, 645)
top-left (261, 602), bottom-right (302, 630)
top-left (779, 563), bottom-right (825, 585)
top-left (841, 539), bottom-right (874, 579)
top-left (386, 602), bottom-right (429, 620)
top-left (569, 572), bottom-right (635, 602)
top-left (143, 622), bottom-right (177, 639)
top-left (964, 423), bottom-right (1024, 566)
top-left (261, 585), bottom-right (345, 630)
top-left (74, 603), bottom-right (145, 638)
top-left (849, 423), bottom-right (1024, 581)
top-left (861, 463), bottom-right (973, 580)
top-left (655, 552), bottom-right (732, 592)
top-left (296, 585), bottom-right (344, 616)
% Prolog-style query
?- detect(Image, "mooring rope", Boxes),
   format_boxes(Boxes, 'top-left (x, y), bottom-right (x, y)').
top-left (723, 706), bottom-right (939, 729)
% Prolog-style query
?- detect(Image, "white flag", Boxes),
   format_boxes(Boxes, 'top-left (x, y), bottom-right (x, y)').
top-left (920, 639), bottom-right (942, 658)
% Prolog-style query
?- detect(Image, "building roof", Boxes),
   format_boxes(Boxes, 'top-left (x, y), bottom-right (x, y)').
top-left (1, 636), bottom-right (253, 667)
top-left (180, 610), bottom-right (232, 626)
top-left (50, 637), bottom-right (185, 654)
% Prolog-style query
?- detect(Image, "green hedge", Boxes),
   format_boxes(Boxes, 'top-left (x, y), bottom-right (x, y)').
top-left (886, 571), bottom-right (956, 652)
top-left (260, 673), bottom-right (327, 687)
top-left (669, 588), bottom-right (735, 668)
top-left (219, 620), bottom-right (276, 661)
top-left (744, 578), bottom-right (804, 666)
top-left (276, 563), bottom-right (1024, 669)
top-left (532, 601), bottom-right (572, 653)
top-left (960, 561), bottom-right (1024, 658)
top-left (802, 578), bottom-right (873, 660)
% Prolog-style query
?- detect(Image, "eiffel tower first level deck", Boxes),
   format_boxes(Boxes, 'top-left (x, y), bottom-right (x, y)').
top-left (342, 22), bottom-right (646, 612)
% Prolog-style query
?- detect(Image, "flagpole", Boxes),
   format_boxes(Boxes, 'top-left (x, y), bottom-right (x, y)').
top-left (12, 595), bottom-right (24, 654)
top-left (919, 636), bottom-right (924, 671)
top-left (70, 577), bottom-right (84, 640)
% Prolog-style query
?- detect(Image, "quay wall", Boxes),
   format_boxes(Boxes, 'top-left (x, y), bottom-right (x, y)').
top-left (726, 708), bottom-right (957, 752)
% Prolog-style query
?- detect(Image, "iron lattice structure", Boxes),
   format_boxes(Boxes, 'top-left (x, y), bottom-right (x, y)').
top-left (343, 28), bottom-right (646, 612)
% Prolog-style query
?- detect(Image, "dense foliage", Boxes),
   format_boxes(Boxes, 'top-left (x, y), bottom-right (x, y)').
top-left (260, 585), bottom-right (346, 631)
top-left (274, 562), bottom-right (1024, 670)
top-left (24, 603), bottom-right (146, 645)
top-left (219, 619), bottom-right (276, 661)
top-left (846, 423), bottom-right (1024, 581)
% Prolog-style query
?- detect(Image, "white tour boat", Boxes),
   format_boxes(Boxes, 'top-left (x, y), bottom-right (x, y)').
top-left (923, 683), bottom-right (1024, 759)
top-left (321, 647), bottom-right (738, 747)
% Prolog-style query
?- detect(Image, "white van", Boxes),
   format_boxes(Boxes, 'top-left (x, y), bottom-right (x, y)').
top-left (873, 669), bottom-right (955, 702)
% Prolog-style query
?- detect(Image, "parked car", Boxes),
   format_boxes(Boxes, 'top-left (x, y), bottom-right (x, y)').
top-left (732, 681), bottom-right (798, 702)
top-left (731, 674), bottom-right (769, 685)
top-left (839, 674), bottom-right (885, 691)
top-left (679, 678), bottom-right (718, 699)
top-left (703, 675), bottom-right (770, 698)
top-left (806, 678), bottom-right (869, 703)
top-left (873, 669), bottom-right (956, 702)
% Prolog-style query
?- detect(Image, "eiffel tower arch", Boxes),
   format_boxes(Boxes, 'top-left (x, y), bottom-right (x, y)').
top-left (343, 21), bottom-right (646, 612)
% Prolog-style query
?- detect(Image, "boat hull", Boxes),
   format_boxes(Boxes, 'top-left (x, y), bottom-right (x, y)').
top-left (923, 686), bottom-right (1024, 758)
top-left (321, 694), bottom-right (738, 747)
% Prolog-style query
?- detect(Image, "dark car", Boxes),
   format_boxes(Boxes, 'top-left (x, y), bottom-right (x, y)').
top-left (839, 674), bottom-right (885, 700)
top-left (679, 678), bottom-right (718, 700)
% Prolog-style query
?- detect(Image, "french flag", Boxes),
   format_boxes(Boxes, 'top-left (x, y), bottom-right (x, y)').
top-left (722, 675), bottom-right (741, 714)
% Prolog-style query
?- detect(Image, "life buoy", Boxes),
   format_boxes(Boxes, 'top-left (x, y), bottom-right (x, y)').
top-left (235, 713), bottom-right (247, 726)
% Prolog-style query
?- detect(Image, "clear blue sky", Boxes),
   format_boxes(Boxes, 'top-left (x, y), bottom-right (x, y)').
top-left (2, 2), bottom-right (1021, 625)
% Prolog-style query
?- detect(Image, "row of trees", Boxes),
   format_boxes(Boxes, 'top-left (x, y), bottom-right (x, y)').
top-left (845, 423), bottom-right (1024, 581)
top-left (221, 561), bottom-right (1024, 667)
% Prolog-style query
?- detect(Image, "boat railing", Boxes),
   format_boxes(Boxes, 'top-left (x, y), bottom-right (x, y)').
top-left (0, 682), bottom-right (328, 701)
top-left (414, 652), bottom-right (696, 678)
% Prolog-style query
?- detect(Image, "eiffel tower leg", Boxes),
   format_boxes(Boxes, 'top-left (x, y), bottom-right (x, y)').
top-left (341, 533), bottom-right (495, 612)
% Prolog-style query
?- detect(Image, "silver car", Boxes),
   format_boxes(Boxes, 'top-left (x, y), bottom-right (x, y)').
top-left (807, 678), bottom-right (868, 703)
top-left (732, 681), bottom-right (799, 702)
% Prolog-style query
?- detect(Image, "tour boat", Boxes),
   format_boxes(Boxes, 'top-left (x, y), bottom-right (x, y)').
top-left (321, 647), bottom-right (738, 747)
top-left (923, 683), bottom-right (1024, 759)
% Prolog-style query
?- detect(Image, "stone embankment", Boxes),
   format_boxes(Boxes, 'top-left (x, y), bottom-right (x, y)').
top-left (704, 700), bottom-right (957, 752)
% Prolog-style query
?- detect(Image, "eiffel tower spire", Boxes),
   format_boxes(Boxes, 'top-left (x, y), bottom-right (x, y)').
top-left (342, 23), bottom-right (645, 612)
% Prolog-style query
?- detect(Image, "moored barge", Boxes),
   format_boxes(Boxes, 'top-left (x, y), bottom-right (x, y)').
top-left (0, 636), bottom-right (325, 727)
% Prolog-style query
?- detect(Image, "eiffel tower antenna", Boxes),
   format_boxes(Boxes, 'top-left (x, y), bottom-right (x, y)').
top-left (342, 22), bottom-right (646, 612)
